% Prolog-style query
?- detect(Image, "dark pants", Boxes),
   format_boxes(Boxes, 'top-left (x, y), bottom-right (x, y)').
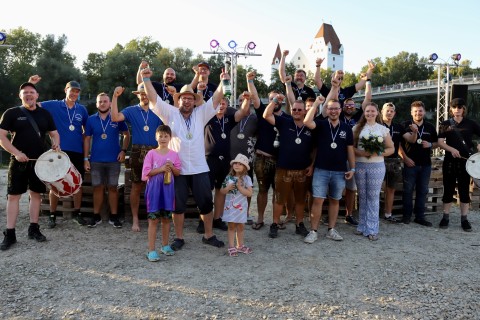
top-left (403, 165), bottom-right (431, 220)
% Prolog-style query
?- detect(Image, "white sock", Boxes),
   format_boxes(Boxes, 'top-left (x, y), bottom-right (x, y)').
top-left (385, 213), bottom-right (392, 218)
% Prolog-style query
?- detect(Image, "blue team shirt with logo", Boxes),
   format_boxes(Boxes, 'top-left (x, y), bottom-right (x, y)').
top-left (85, 113), bottom-right (128, 162)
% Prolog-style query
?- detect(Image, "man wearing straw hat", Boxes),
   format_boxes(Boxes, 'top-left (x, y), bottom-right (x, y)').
top-left (0, 82), bottom-right (60, 250)
top-left (142, 67), bottom-right (229, 250)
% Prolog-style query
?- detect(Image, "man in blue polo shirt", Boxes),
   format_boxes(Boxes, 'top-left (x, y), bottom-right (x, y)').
top-left (303, 98), bottom-right (355, 243)
top-left (29, 76), bottom-right (90, 227)
top-left (111, 83), bottom-right (163, 232)
top-left (84, 92), bottom-right (130, 228)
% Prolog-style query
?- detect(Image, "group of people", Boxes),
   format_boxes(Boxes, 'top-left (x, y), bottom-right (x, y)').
top-left (1, 55), bottom-right (478, 258)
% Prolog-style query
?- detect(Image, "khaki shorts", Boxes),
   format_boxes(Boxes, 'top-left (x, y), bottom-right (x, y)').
top-left (384, 158), bottom-right (402, 189)
top-left (254, 153), bottom-right (277, 193)
top-left (274, 167), bottom-right (308, 205)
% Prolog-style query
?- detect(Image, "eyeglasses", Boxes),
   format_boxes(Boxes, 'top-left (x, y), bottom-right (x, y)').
top-left (291, 108), bottom-right (303, 112)
top-left (181, 96), bottom-right (194, 101)
top-left (344, 104), bottom-right (355, 108)
top-left (327, 107), bottom-right (341, 111)
top-left (451, 105), bottom-right (464, 109)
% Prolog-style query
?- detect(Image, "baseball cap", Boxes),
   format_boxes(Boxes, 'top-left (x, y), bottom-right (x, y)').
top-left (19, 82), bottom-right (37, 91)
top-left (450, 98), bottom-right (465, 107)
top-left (197, 61), bottom-right (210, 70)
top-left (66, 81), bottom-right (81, 90)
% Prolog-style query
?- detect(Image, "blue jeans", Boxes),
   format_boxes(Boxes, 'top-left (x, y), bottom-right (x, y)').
top-left (402, 165), bottom-right (431, 220)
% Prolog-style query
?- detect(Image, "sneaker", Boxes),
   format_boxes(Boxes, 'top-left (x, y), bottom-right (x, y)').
top-left (304, 230), bottom-right (318, 244)
top-left (146, 251), bottom-right (161, 262)
top-left (213, 218), bottom-right (228, 231)
top-left (461, 219), bottom-right (472, 232)
top-left (196, 220), bottom-right (205, 234)
top-left (402, 217), bottom-right (411, 224)
top-left (0, 230), bottom-right (17, 251)
top-left (384, 216), bottom-right (399, 223)
top-left (345, 215), bottom-right (359, 226)
top-left (202, 235), bottom-right (225, 247)
top-left (160, 245), bottom-right (175, 256)
top-left (109, 217), bottom-right (123, 228)
top-left (246, 217), bottom-right (254, 225)
top-left (295, 222), bottom-right (309, 237)
top-left (48, 215), bottom-right (56, 229)
top-left (28, 224), bottom-right (46, 242)
top-left (74, 214), bottom-right (88, 226)
top-left (87, 216), bottom-right (102, 228)
top-left (439, 218), bottom-right (449, 229)
top-left (269, 223), bottom-right (279, 238)
top-left (326, 228), bottom-right (343, 241)
top-left (413, 218), bottom-right (432, 227)
top-left (170, 238), bottom-right (185, 251)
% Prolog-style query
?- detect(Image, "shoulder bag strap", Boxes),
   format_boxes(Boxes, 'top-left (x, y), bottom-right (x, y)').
top-left (448, 118), bottom-right (471, 155)
top-left (18, 106), bottom-right (41, 138)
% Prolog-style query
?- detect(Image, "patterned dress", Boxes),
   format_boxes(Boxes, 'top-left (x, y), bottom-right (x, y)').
top-left (221, 175), bottom-right (253, 223)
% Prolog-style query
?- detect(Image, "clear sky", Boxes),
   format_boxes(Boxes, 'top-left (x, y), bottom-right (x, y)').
top-left (2, 0), bottom-right (479, 83)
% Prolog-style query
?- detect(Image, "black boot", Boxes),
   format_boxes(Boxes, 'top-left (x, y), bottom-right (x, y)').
top-left (28, 223), bottom-right (47, 242)
top-left (0, 229), bottom-right (17, 251)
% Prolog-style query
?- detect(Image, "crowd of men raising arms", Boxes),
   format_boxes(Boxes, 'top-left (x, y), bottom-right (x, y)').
top-left (1, 51), bottom-right (479, 254)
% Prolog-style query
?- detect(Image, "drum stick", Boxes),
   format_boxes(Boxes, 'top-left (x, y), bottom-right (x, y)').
top-left (28, 158), bottom-right (55, 162)
top-left (461, 156), bottom-right (475, 163)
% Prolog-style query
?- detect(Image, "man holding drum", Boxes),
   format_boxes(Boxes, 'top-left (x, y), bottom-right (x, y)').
top-left (437, 98), bottom-right (480, 232)
top-left (0, 82), bottom-right (60, 250)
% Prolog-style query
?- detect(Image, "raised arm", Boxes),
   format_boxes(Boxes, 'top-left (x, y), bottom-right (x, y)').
top-left (141, 68), bottom-right (158, 105)
top-left (355, 60), bottom-right (375, 91)
top-left (234, 91), bottom-right (252, 122)
top-left (278, 50), bottom-right (289, 83)
top-left (304, 96), bottom-right (325, 129)
top-left (321, 79), bottom-right (340, 118)
top-left (361, 76), bottom-right (372, 110)
top-left (211, 71), bottom-right (228, 107)
top-left (190, 65), bottom-right (200, 90)
top-left (246, 71), bottom-right (260, 108)
top-left (284, 75), bottom-right (295, 107)
top-left (263, 93), bottom-right (285, 125)
top-left (314, 57), bottom-right (325, 90)
top-left (111, 86), bottom-right (126, 122)
top-left (136, 60), bottom-right (149, 85)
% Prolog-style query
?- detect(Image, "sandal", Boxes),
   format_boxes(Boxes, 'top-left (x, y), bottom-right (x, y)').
top-left (252, 222), bottom-right (264, 230)
top-left (146, 251), bottom-right (161, 262)
top-left (161, 245), bottom-right (175, 256)
top-left (228, 247), bottom-right (238, 257)
top-left (236, 245), bottom-right (253, 254)
top-left (277, 222), bottom-right (286, 230)
top-left (368, 234), bottom-right (379, 241)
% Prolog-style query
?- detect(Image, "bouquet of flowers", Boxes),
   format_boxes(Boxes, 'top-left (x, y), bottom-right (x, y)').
top-left (359, 134), bottom-right (385, 157)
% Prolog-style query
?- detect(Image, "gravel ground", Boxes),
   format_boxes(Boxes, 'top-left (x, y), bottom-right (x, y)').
top-left (0, 168), bottom-right (479, 320)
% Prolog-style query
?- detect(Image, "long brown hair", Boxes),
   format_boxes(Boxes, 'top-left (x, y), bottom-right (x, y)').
top-left (353, 102), bottom-right (383, 146)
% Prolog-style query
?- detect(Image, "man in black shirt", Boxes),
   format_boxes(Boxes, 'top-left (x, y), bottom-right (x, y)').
top-left (0, 83), bottom-right (60, 250)
top-left (279, 50), bottom-right (316, 101)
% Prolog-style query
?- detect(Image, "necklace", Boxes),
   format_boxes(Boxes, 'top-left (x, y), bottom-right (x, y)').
top-left (295, 122), bottom-right (305, 144)
top-left (99, 114), bottom-right (111, 139)
top-left (64, 101), bottom-right (77, 131)
top-left (416, 123), bottom-right (424, 144)
top-left (329, 120), bottom-right (340, 149)
top-left (162, 84), bottom-right (171, 102)
top-left (217, 116), bottom-right (226, 139)
top-left (139, 105), bottom-right (150, 131)
top-left (237, 114), bottom-right (251, 139)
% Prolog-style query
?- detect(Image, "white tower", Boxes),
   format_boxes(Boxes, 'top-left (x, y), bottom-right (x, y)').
top-left (309, 23), bottom-right (344, 72)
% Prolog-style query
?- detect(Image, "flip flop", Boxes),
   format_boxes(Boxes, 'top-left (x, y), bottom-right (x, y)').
top-left (252, 222), bottom-right (264, 230)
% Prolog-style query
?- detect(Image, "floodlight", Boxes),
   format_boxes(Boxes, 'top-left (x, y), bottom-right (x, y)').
top-left (451, 53), bottom-right (461, 62)
top-left (428, 53), bottom-right (438, 62)
top-left (228, 40), bottom-right (237, 49)
top-left (247, 41), bottom-right (256, 50)
top-left (0, 32), bottom-right (6, 45)
top-left (210, 39), bottom-right (219, 48)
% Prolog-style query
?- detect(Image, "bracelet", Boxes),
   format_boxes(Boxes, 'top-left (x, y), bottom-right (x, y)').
top-left (84, 157), bottom-right (89, 161)
top-left (316, 65), bottom-right (320, 68)
top-left (350, 168), bottom-right (356, 172)
top-left (247, 80), bottom-right (254, 83)
top-left (121, 149), bottom-right (127, 152)
top-left (285, 81), bottom-right (292, 86)
top-left (142, 77), bottom-right (151, 82)
top-left (366, 79), bottom-right (371, 82)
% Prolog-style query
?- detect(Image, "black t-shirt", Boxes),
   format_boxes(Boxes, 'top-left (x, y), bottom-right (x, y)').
top-left (438, 118), bottom-right (480, 160)
top-left (152, 81), bottom-right (183, 105)
top-left (340, 109), bottom-right (363, 128)
top-left (319, 84), bottom-right (357, 106)
top-left (313, 118), bottom-right (353, 171)
top-left (254, 102), bottom-right (292, 156)
top-left (291, 82), bottom-right (316, 101)
top-left (204, 113), bottom-right (237, 158)
top-left (383, 122), bottom-right (406, 158)
top-left (401, 120), bottom-right (438, 166)
top-left (274, 115), bottom-right (313, 169)
top-left (0, 106), bottom-right (56, 159)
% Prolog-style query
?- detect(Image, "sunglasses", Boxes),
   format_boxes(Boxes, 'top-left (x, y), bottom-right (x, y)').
top-left (292, 108), bottom-right (303, 112)
top-left (344, 104), bottom-right (355, 108)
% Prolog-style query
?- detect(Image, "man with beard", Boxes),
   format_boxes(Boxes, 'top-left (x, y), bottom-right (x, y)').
top-left (142, 67), bottom-right (228, 250)
top-left (279, 50), bottom-right (316, 101)
top-left (136, 61), bottom-right (182, 105)
top-left (111, 83), bottom-right (163, 232)
top-left (0, 82), bottom-right (60, 250)
top-left (28, 76), bottom-right (89, 228)
top-left (84, 93), bottom-right (130, 228)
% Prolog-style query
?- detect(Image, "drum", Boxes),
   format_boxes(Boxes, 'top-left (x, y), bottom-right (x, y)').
top-left (34, 150), bottom-right (82, 197)
top-left (465, 153), bottom-right (480, 187)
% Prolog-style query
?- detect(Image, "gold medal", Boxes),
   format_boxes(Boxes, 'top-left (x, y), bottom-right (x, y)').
top-left (101, 133), bottom-right (107, 140)
top-left (186, 132), bottom-right (193, 140)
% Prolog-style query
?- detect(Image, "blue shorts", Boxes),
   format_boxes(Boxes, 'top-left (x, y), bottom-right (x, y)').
top-left (312, 168), bottom-right (346, 200)
top-left (90, 162), bottom-right (121, 187)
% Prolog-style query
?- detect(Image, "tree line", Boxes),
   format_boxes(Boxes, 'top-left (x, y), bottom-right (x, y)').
top-left (1, 27), bottom-right (478, 118)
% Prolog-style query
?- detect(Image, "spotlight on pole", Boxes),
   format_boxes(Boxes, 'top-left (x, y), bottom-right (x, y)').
top-left (210, 39), bottom-right (219, 49)
top-left (247, 41), bottom-right (256, 50)
top-left (451, 53), bottom-right (461, 62)
top-left (428, 53), bottom-right (438, 63)
top-left (228, 40), bottom-right (237, 49)
top-left (0, 32), bottom-right (7, 45)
